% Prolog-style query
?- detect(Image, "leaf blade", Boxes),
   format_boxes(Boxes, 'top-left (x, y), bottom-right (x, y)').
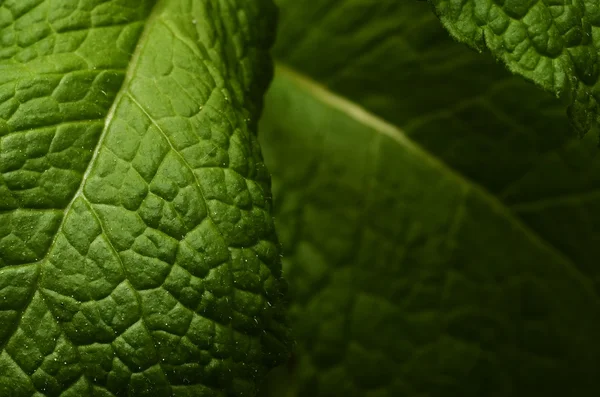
top-left (259, 64), bottom-right (600, 397)
top-left (0, 1), bottom-right (288, 395)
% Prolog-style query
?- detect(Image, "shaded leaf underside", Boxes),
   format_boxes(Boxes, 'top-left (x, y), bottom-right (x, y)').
top-left (270, 0), bottom-right (600, 294)
top-left (0, 0), bottom-right (288, 396)
top-left (258, 0), bottom-right (600, 396)
top-left (259, 63), bottom-right (600, 397)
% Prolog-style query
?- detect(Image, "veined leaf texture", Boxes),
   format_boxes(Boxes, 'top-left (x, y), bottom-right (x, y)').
top-left (0, 1), bottom-right (289, 396)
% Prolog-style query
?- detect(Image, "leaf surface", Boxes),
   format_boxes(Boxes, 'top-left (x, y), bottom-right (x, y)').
top-left (259, 63), bottom-right (600, 397)
top-left (0, 0), bottom-right (288, 395)
top-left (258, 0), bottom-right (600, 395)
top-left (274, 0), bottom-right (576, 194)
top-left (427, 0), bottom-right (600, 134)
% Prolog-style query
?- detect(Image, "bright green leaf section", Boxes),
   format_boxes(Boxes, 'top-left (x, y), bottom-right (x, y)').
top-left (0, 0), bottom-right (288, 396)
top-left (428, 0), bottom-right (600, 134)
top-left (270, 0), bottom-right (600, 301)
top-left (259, 65), bottom-right (600, 397)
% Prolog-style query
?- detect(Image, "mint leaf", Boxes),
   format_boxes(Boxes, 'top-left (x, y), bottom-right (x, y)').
top-left (258, 0), bottom-right (600, 395)
top-left (0, 1), bottom-right (288, 395)
top-left (259, 64), bottom-right (600, 397)
top-left (427, 0), bottom-right (600, 134)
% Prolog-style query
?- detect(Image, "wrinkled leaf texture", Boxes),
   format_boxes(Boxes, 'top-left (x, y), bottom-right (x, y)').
top-left (0, 0), bottom-right (289, 396)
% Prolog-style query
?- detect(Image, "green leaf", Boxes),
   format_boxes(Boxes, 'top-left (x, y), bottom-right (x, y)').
top-left (0, 1), bottom-right (288, 396)
top-left (273, 0), bottom-right (576, 195)
top-left (427, 0), bottom-right (600, 134)
top-left (258, 0), bottom-right (600, 395)
top-left (259, 63), bottom-right (600, 397)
